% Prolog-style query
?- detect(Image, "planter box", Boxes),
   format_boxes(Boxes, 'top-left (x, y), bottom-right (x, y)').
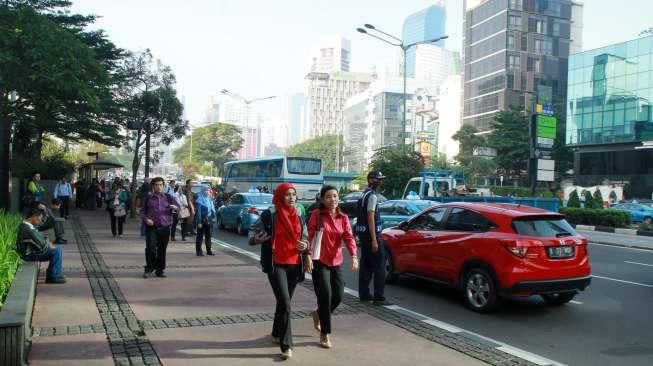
top-left (0, 262), bottom-right (38, 366)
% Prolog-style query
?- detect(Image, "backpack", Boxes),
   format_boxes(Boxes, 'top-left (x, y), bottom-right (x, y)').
top-left (142, 192), bottom-right (175, 215)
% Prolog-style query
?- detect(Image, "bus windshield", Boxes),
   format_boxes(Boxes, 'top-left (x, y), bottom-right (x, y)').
top-left (287, 157), bottom-right (321, 175)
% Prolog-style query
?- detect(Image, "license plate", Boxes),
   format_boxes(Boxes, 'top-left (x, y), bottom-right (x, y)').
top-left (547, 246), bottom-right (575, 258)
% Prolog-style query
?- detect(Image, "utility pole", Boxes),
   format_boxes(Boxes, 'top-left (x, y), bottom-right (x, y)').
top-left (0, 91), bottom-right (16, 211)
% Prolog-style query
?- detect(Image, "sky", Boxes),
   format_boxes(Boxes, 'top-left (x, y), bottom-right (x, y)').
top-left (70, 0), bottom-right (652, 127)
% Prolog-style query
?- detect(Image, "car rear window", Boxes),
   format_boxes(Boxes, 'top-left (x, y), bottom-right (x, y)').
top-left (512, 216), bottom-right (577, 237)
top-left (247, 194), bottom-right (273, 204)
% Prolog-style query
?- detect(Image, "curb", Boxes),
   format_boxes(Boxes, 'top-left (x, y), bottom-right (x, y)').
top-left (573, 224), bottom-right (653, 238)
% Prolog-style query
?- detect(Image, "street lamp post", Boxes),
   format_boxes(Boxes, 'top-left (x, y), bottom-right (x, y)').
top-left (357, 24), bottom-right (447, 151)
top-left (220, 89), bottom-right (276, 159)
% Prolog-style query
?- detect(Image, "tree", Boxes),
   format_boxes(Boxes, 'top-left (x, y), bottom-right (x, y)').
top-left (173, 123), bottom-right (242, 177)
top-left (582, 190), bottom-right (594, 209)
top-left (368, 145), bottom-right (424, 199)
top-left (567, 190), bottom-right (581, 208)
top-left (593, 189), bottom-right (604, 209)
top-left (486, 108), bottom-right (529, 181)
top-left (466, 157), bottom-right (497, 186)
top-left (1, 3), bottom-right (126, 158)
top-left (451, 124), bottom-right (485, 166)
top-left (551, 98), bottom-right (574, 178)
top-left (428, 152), bottom-right (450, 169)
top-left (119, 50), bottom-right (187, 186)
top-left (287, 135), bottom-right (341, 172)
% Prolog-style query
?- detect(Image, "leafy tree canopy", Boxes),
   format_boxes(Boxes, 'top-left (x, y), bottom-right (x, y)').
top-left (173, 123), bottom-right (243, 177)
top-left (287, 135), bottom-right (341, 172)
top-left (452, 124), bottom-right (485, 166)
top-left (486, 107), bottom-right (529, 179)
top-left (369, 146), bottom-right (424, 199)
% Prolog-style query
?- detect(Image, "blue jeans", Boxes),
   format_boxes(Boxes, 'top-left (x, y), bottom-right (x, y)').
top-left (25, 247), bottom-right (64, 280)
top-left (358, 236), bottom-right (385, 300)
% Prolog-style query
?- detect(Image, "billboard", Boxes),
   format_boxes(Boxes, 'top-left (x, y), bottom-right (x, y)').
top-left (536, 115), bottom-right (557, 139)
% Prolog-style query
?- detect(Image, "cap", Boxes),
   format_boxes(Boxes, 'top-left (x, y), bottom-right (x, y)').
top-left (367, 171), bottom-right (386, 180)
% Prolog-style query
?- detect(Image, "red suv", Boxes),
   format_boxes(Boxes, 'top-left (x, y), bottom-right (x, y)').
top-left (381, 202), bottom-right (591, 313)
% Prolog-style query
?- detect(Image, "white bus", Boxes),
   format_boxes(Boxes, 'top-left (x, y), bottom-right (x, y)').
top-left (223, 156), bottom-right (323, 200)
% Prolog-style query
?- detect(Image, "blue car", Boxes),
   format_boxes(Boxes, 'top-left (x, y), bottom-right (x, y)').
top-left (610, 202), bottom-right (653, 224)
top-left (216, 193), bottom-right (273, 235)
top-left (351, 199), bottom-right (438, 231)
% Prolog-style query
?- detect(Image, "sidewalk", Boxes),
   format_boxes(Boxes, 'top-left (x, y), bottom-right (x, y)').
top-left (26, 209), bottom-right (514, 366)
top-left (577, 229), bottom-right (653, 250)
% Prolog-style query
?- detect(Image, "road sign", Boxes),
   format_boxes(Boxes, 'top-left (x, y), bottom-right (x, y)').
top-left (537, 159), bottom-right (555, 182)
top-left (537, 137), bottom-right (554, 148)
top-left (536, 115), bottom-right (557, 139)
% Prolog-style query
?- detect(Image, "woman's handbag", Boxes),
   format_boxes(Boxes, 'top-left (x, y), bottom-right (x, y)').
top-left (179, 206), bottom-right (190, 219)
top-left (114, 203), bottom-right (127, 217)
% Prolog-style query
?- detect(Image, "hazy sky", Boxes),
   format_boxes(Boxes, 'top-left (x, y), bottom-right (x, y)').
top-left (70, 0), bottom-right (652, 125)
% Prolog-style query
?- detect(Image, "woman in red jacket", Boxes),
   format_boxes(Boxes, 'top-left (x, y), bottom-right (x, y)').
top-left (307, 185), bottom-right (358, 349)
top-left (249, 182), bottom-right (308, 360)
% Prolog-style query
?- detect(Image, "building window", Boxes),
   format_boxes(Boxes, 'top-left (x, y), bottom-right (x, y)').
top-left (508, 33), bottom-right (515, 50)
top-left (509, 15), bottom-right (522, 29)
top-left (534, 38), bottom-right (553, 56)
top-left (509, 0), bottom-right (523, 10)
top-left (528, 18), bottom-right (547, 34)
top-left (552, 22), bottom-right (561, 37)
top-left (509, 55), bottom-right (521, 71)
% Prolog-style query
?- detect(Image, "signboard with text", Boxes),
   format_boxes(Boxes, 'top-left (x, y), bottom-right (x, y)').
top-left (536, 115), bottom-right (557, 139)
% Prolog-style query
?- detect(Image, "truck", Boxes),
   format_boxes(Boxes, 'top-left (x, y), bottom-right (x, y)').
top-left (402, 169), bottom-right (559, 212)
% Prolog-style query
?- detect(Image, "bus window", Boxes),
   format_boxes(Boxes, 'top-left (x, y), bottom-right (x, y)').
top-left (287, 157), bottom-right (321, 175)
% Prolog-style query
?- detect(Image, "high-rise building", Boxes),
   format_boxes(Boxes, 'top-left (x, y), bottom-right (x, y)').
top-left (402, 1), bottom-right (447, 78)
top-left (566, 35), bottom-right (653, 198)
top-left (413, 44), bottom-right (452, 88)
top-left (201, 95), bottom-right (262, 159)
top-left (305, 70), bottom-right (374, 139)
top-left (311, 37), bottom-right (351, 73)
top-left (462, 0), bottom-right (583, 132)
top-left (284, 93), bottom-right (306, 146)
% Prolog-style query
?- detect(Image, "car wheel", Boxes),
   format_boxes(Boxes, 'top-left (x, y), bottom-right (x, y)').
top-left (236, 219), bottom-right (245, 235)
top-left (644, 217), bottom-right (652, 225)
top-left (216, 215), bottom-right (225, 230)
top-left (463, 268), bottom-right (498, 313)
top-left (541, 292), bottom-right (575, 306)
top-left (384, 248), bottom-right (399, 284)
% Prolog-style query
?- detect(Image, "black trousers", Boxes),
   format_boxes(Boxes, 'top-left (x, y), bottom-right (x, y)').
top-left (195, 220), bottom-right (212, 253)
top-left (171, 213), bottom-right (180, 239)
top-left (59, 196), bottom-right (70, 217)
top-left (312, 261), bottom-right (344, 334)
top-left (268, 264), bottom-right (302, 351)
top-left (109, 209), bottom-right (125, 236)
top-left (145, 225), bottom-right (170, 274)
top-left (358, 236), bottom-right (385, 300)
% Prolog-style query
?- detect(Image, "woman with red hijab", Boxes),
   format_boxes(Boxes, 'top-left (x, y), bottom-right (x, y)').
top-left (248, 182), bottom-right (309, 360)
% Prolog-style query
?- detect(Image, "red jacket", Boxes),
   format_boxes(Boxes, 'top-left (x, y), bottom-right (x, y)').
top-left (307, 209), bottom-right (357, 266)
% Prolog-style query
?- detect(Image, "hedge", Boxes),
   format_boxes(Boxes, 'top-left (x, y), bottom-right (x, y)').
top-left (560, 207), bottom-right (631, 228)
top-left (0, 211), bottom-right (22, 310)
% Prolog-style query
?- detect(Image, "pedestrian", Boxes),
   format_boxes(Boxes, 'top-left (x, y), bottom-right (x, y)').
top-left (53, 176), bottom-right (72, 218)
top-left (355, 171), bottom-right (387, 305)
top-left (185, 179), bottom-right (197, 235)
top-left (194, 185), bottom-right (215, 256)
top-left (306, 185), bottom-right (358, 348)
top-left (74, 180), bottom-right (85, 208)
top-left (140, 177), bottom-right (177, 278)
top-left (107, 180), bottom-right (129, 238)
top-left (248, 182), bottom-right (309, 360)
top-left (164, 179), bottom-right (176, 196)
top-left (23, 171), bottom-right (46, 210)
top-left (137, 178), bottom-right (151, 238)
top-left (173, 184), bottom-right (190, 242)
top-left (17, 206), bottom-right (66, 284)
top-left (86, 179), bottom-right (99, 210)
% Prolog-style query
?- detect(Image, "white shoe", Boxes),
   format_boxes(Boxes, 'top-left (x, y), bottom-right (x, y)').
top-left (320, 334), bottom-right (331, 349)
top-left (281, 348), bottom-right (292, 360)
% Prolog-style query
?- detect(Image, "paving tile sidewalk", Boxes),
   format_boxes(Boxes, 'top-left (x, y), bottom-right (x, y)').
top-left (27, 209), bottom-right (525, 366)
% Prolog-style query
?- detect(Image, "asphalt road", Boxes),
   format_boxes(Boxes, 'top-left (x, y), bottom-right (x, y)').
top-left (214, 228), bottom-right (653, 366)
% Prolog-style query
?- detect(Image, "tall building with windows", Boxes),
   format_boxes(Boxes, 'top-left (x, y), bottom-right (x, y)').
top-left (566, 35), bottom-right (653, 198)
top-left (305, 70), bottom-right (374, 139)
top-left (462, 0), bottom-right (583, 132)
top-left (284, 93), bottom-right (306, 146)
top-left (311, 37), bottom-right (351, 73)
top-left (403, 1), bottom-right (447, 78)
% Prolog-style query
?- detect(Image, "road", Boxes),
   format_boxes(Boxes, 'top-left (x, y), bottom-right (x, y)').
top-left (213, 228), bottom-right (653, 366)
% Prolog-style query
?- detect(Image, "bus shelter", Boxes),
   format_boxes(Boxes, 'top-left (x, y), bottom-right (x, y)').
top-left (77, 160), bottom-right (124, 184)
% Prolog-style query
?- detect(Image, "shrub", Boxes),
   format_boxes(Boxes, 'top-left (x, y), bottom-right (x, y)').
top-left (560, 207), bottom-right (631, 228)
top-left (0, 210), bottom-right (23, 309)
top-left (609, 191), bottom-right (618, 204)
top-left (582, 190), bottom-right (595, 209)
top-left (592, 189), bottom-right (604, 209)
top-left (567, 190), bottom-right (581, 208)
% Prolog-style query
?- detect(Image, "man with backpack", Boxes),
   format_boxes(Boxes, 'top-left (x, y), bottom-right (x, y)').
top-left (140, 177), bottom-right (177, 279)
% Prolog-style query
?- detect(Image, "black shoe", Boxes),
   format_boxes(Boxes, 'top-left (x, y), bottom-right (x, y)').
top-left (155, 272), bottom-right (167, 278)
top-left (55, 238), bottom-right (68, 244)
top-left (171, 237), bottom-right (176, 241)
top-left (373, 297), bottom-right (388, 306)
top-left (182, 238), bottom-right (186, 241)
top-left (196, 251), bottom-right (204, 256)
top-left (142, 270), bottom-right (153, 279)
top-left (359, 295), bottom-right (373, 303)
top-left (45, 277), bottom-right (67, 284)
top-left (206, 250), bottom-right (214, 256)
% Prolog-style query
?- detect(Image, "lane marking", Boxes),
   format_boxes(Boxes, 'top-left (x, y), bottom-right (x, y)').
top-left (592, 275), bottom-right (653, 288)
top-left (570, 300), bottom-right (583, 305)
top-left (624, 260), bottom-right (653, 268)
top-left (215, 238), bottom-right (565, 366)
top-left (588, 242), bottom-right (653, 252)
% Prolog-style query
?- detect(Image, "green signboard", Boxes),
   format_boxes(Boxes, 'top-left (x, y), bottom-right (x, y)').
top-left (537, 115), bottom-right (557, 139)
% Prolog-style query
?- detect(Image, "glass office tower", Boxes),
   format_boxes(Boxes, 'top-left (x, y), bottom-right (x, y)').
top-left (566, 35), bottom-right (653, 198)
top-left (402, 3), bottom-right (446, 78)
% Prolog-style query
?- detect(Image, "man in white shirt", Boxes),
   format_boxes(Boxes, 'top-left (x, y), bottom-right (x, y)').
top-left (53, 176), bottom-right (72, 218)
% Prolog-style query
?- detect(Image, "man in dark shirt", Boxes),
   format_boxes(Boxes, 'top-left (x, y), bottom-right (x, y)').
top-left (140, 177), bottom-right (177, 279)
top-left (17, 207), bottom-right (66, 284)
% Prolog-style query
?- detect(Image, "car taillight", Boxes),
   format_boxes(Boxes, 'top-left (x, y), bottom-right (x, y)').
top-left (500, 239), bottom-right (543, 258)
top-left (248, 207), bottom-right (259, 214)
